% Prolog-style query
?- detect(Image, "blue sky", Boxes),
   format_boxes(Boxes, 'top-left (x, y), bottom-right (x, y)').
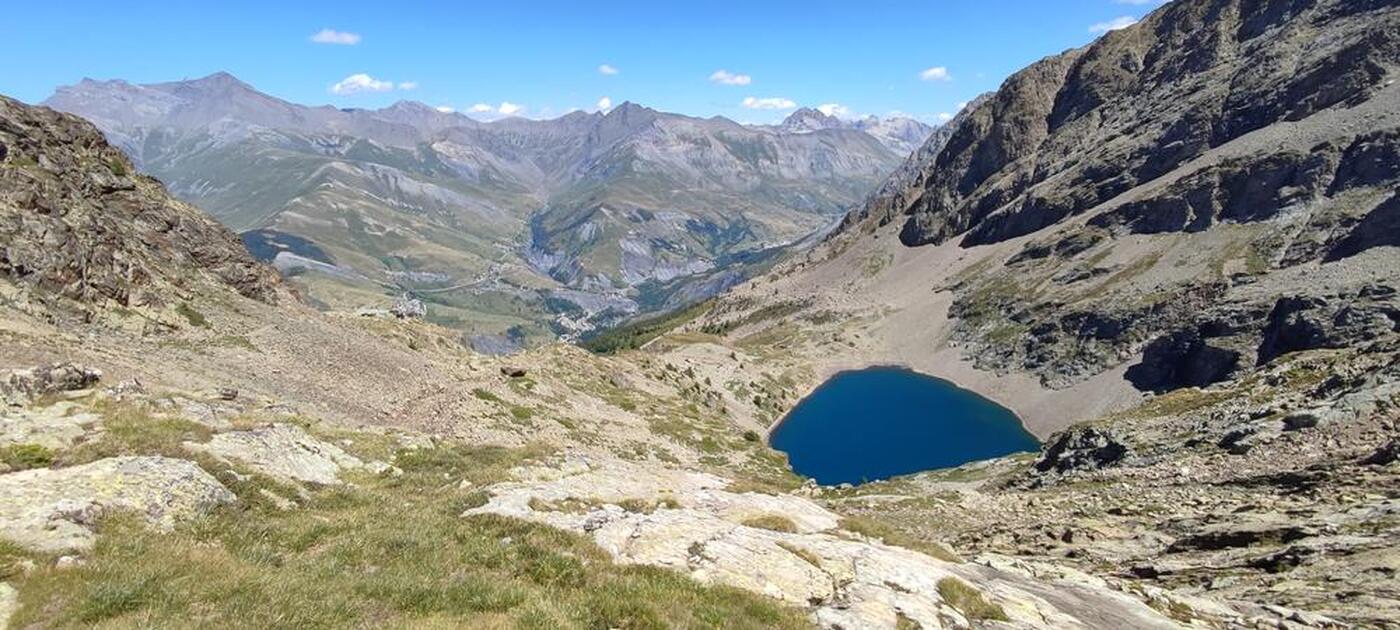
top-left (1, 1), bottom-right (1165, 124)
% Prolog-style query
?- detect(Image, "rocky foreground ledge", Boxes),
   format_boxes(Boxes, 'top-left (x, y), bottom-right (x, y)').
top-left (467, 455), bottom-right (1259, 629)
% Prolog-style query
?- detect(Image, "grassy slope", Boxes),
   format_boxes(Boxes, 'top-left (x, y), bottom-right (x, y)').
top-left (1, 401), bottom-right (808, 629)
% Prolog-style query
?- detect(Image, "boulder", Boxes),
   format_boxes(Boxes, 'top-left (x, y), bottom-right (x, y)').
top-left (1257, 294), bottom-right (1398, 365)
top-left (500, 366), bottom-right (528, 378)
top-left (1034, 426), bottom-right (1131, 474)
top-left (1, 363), bottom-right (101, 406)
top-left (1126, 329), bottom-right (1240, 393)
top-left (390, 294), bottom-right (426, 319)
top-left (0, 456), bottom-right (235, 553)
top-left (186, 424), bottom-right (367, 485)
top-left (0, 401), bottom-right (101, 450)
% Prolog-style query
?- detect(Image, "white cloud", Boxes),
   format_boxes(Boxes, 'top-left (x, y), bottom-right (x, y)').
top-left (741, 96), bottom-right (796, 110)
top-left (709, 70), bottom-right (752, 86)
top-left (1089, 16), bottom-right (1139, 33)
top-left (935, 112), bottom-right (954, 123)
top-left (598, 64), bottom-right (619, 76)
top-left (398, 81), bottom-right (419, 90)
top-left (596, 96), bottom-right (613, 111)
top-left (465, 102), bottom-right (526, 118)
top-left (330, 73), bottom-right (394, 95)
top-left (956, 101), bottom-right (969, 111)
top-left (919, 66), bottom-right (951, 82)
top-left (434, 105), bottom-right (455, 113)
top-left (310, 29), bottom-right (361, 45)
top-left (817, 103), bottom-right (850, 118)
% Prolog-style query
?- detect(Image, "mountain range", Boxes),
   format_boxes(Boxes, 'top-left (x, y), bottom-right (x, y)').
top-left (44, 75), bottom-right (930, 342)
top-left (1, 0), bottom-right (1399, 626)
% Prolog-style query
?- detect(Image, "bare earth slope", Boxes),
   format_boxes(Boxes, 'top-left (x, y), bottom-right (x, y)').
top-left (681, 0), bottom-right (1399, 625)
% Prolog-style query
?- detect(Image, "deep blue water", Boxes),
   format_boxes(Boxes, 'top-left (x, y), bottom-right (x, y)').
top-left (769, 367), bottom-right (1039, 485)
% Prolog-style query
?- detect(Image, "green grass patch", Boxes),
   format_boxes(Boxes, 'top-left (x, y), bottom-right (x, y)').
top-left (579, 300), bottom-right (715, 355)
top-left (741, 515), bottom-right (798, 533)
top-left (839, 516), bottom-right (961, 563)
top-left (175, 303), bottom-right (210, 328)
top-left (10, 438), bottom-right (807, 629)
top-left (471, 388), bottom-right (503, 403)
top-left (57, 401), bottom-right (213, 465)
top-left (0, 443), bottom-right (55, 471)
top-left (937, 576), bottom-right (1008, 622)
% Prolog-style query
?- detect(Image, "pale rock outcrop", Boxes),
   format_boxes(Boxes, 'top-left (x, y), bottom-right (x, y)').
top-left (468, 457), bottom-right (1187, 629)
top-left (0, 364), bottom-right (101, 406)
top-left (0, 401), bottom-right (100, 450)
top-left (185, 424), bottom-right (373, 485)
top-left (0, 583), bottom-right (15, 630)
top-left (0, 456), bottom-right (235, 553)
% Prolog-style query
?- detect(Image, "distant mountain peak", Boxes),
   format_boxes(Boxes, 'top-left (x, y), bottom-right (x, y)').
top-left (185, 71), bottom-right (253, 90)
top-left (781, 107), bottom-right (841, 132)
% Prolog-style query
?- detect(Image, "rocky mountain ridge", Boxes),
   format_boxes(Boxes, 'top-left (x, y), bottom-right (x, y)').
top-left (44, 75), bottom-right (927, 341)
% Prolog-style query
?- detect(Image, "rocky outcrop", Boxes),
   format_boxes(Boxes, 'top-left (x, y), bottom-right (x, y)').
top-left (856, 0), bottom-right (1399, 250)
top-left (0, 456), bottom-right (235, 553)
top-left (469, 456), bottom-right (1189, 629)
top-left (1032, 426), bottom-right (1131, 476)
top-left (1126, 329), bottom-right (1241, 393)
top-left (185, 424), bottom-right (369, 485)
top-left (0, 400), bottom-right (100, 450)
top-left (1257, 287), bottom-right (1399, 365)
top-left (0, 363), bottom-right (100, 405)
top-left (0, 96), bottom-right (280, 317)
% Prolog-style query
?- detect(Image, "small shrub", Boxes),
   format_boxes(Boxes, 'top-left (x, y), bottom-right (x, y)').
top-left (839, 516), bottom-right (961, 563)
top-left (741, 430), bottom-right (760, 443)
top-left (175, 303), bottom-right (209, 328)
top-left (509, 406), bottom-right (534, 421)
top-left (471, 388), bottom-right (502, 403)
top-left (741, 515), bottom-right (798, 533)
top-left (937, 577), bottom-right (1008, 622)
top-left (105, 157), bottom-right (128, 177)
top-left (0, 443), bottom-right (54, 470)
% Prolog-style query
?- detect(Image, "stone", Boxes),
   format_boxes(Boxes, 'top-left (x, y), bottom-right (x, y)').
top-left (1, 363), bottom-right (101, 406)
top-left (0, 456), bottom-right (235, 553)
top-left (216, 388), bottom-right (239, 401)
top-left (185, 424), bottom-right (365, 485)
top-left (500, 366), bottom-right (528, 378)
top-left (365, 461), bottom-right (402, 477)
top-left (1033, 426), bottom-right (1131, 475)
top-left (0, 96), bottom-right (281, 314)
top-left (390, 294), bottom-right (426, 319)
top-left (468, 457), bottom-right (1188, 629)
top-left (1282, 410), bottom-right (1323, 431)
top-left (1363, 439), bottom-right (1400, 466)
top-left (0, 583), bottom-right (14, 630)
top-left (0, 401), bottom-right (101, 450)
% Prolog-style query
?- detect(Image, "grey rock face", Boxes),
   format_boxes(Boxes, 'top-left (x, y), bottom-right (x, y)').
top-left (1033, 426), bottom-right (1131, 476)
top-left (1257, 290), bottom-right (1400, 365)
top-left (390, 294), bottom-right (426, 319)
top-left (0, 96), bottom-right (281, 316)
top-left (0, 456), bottom-right (235, 553)
top-left (1, 363), bottom-right (101, 405)
top-left (185, 424), bottom-right (368, 485)
top-left (869, 0), bottom-right (1399, 249)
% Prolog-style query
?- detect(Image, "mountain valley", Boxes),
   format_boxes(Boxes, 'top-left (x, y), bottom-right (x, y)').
top-left (1, 0), bottom-right (1399, 627)
top-left (44, 76), bottom-right (929, 343)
